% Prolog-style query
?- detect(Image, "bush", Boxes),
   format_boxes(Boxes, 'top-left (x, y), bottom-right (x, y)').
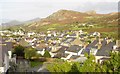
top-left (12, 45), bottom-right (25, 57)
top-left (24, 47), bottom-right (36, 60)
top-left (43, 50), bottom-right (51, 58)
top-left (30, 61), bottom-right (43, 67)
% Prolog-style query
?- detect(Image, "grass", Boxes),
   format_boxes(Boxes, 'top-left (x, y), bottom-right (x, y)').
top-left (30, 61), bottom-right (43, 67)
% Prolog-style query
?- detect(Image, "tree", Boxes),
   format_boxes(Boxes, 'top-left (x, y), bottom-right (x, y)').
top-left (12, 45), bottom-right (25, 57)
top-left (69, 62), bottom-right (80, 72)
top-left (79, 55), bottom-right (96, 72)
top-left (43, 50), bottom-right (51, 58)
top-left (46, 52), bottom-right (120, 73)
top-left (102, 51), bottom-right (120, 72)
top-left (24, 47), bottom-right (36, 60)
top-left (47, 61), bottom-right (72, 73)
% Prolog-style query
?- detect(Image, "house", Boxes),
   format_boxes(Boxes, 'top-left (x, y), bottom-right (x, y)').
top-left (71, 38), bottom-right (83, 46)
top-left (72, 56), bottom-right (87, 63)
top-left (69, 55), bottom-right (80, 61)
top-left (79, 30), bottom-right (84, 35)
top-left (53, 46), bottom-right (69, 58)
top-left (19, 39), bottom-right (30, 47)
top-left (50, 45), bottom-right (61, 53)
top-left (65, 45), bottom-right (83, 56)
top-left (25, 38), bottom-right (37, 43)
top-left (81, 39), bottom-right (99, 56)
top-left (93, 32), bottom-right (100, 36)
top-left (113, 40), bottom-right (120, 52)
top-left (61, 37), bottom-right (75, 47)
top-left (27, 32), bottom-right (35, 37)
top-left (66, 33), bottom-right (76, 38)
top-left (36, 43), bottom-right (48, 56)
top-left (0, 38), bottom-right (12, 73)
top-left (113, 40), bottom-right (120, 49)
top-left (95, 41), bottom-right (115, 63)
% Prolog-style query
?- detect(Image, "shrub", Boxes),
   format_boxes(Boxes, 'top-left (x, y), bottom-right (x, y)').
top-left (43, 50), bottom-right (51, 58)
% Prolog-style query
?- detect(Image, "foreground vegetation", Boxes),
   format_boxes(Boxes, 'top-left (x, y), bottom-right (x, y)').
top-left (47, 52), bottom-right (120, 73)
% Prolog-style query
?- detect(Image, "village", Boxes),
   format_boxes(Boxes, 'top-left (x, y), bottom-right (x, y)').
top-left (0, 29), bottom-right (120, 73)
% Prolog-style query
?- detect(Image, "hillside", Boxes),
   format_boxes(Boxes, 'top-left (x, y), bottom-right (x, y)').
top-left (2, 20), bottom-right (23, 26)
top-left (5, 9), bottom-right (119, 32)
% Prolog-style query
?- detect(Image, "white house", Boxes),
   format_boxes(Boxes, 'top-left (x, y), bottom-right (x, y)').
top-left (61, 45), bottom-right (83, 60)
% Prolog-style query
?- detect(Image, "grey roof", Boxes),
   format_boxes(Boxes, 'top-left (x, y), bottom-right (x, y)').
top-left (81, 40), bottom-right (98, 54)
top-left (45, 47), bottom-right (51, 52)
top-left (53, 46), bottom-right (69, 58)
top-left (67, 45), bottom-right (82, 53)
top-left (86, 39), bottom-right (98, 48)
top-left (69, 33), bottom-right (76, 36)
top-left (54, 53), bottom-right (69, 58)
top-left (73, 57), bottom-right (87, 62)
top-left (58, 46), bottom-right (69, 53)
top-left (63, 37), bottom-right (76, 43)
top-left (70, 55), bottom-right (80, 59)
top-left (45, 37), bottom-right (51, 42)
top-left (101, 39), bottom-right (107, 46)
top-left (96, 42), bottom-right (115, 56)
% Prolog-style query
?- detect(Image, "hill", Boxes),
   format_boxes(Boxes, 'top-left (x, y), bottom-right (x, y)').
top-left (4, 9), bottom-right (119, 32)
top-left (2, 20), bottom-right (23, 26)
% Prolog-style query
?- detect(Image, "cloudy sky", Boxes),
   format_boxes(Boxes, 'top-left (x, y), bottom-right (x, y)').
top-left (0, 0), bottom-right (119, 22)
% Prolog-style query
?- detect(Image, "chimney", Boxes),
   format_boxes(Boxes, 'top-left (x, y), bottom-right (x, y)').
top-left (76, 31), bottom-right (79, 38)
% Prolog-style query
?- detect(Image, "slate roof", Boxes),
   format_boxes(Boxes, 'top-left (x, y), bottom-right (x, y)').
top-left (57, 46), bottom-right (69, 53)
top-left (96, 42), bottom-right (115, 56)
top-left (63, 37), bottom-right (76, 43)
top-left (81, 40), bottom-right (98, 54)
top-left (70, 55), bottom-right (80, 59)
top-left (54, 53), bottom-right (69, 58)
top-left (69, 33), bottom-right (76, 36)
top-left (101, 39), bottom-right (107, 46)
top-left (73, 57), bottom-right (87, 62)
top-left (53, 46), bottom-right (69, 58)
top-left (45, 47), bottom-right (51, 52)
top-left (67, 45), bottom-right (82, 53)
top-left (45, 37), bottom-right (51, 42)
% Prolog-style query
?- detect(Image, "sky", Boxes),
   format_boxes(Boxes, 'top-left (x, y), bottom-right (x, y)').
top-left (0, 0), bottom-right (119, 22)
